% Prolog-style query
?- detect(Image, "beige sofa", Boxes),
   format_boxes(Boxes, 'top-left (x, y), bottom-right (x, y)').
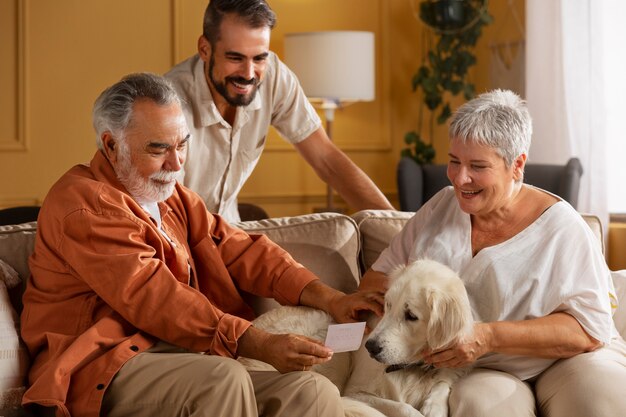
top-left (1, 210), bottom-right (625, 417)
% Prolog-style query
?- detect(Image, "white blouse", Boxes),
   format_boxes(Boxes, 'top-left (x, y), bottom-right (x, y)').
top-left (372, 186), bottom-right (618, 380)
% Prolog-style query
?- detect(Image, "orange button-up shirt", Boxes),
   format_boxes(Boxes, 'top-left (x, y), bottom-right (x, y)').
top-left (20, 151), bottom-right (317, 417)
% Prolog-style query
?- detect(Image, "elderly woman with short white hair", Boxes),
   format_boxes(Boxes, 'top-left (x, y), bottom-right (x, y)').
top-left (360, 89), bottom-right (626, 417)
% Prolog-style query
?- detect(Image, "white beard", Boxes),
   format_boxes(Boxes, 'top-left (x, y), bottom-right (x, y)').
top-left (114, 142), bottom-right (182, 204)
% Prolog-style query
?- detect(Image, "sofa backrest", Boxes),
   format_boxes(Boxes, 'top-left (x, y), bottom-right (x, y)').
top-left (0, 210), bottom-right (606, 317)
top-left (0, 213), bottom-right (363, 318)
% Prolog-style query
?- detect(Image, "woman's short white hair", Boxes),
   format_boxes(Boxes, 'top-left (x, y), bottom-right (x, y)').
top-left (448, 89), bottom-right (532, 166)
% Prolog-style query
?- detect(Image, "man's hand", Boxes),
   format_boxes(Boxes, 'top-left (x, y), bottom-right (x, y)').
top-left (299, 280), bottom-right (383, 326)
top-left (238, 326), bottom-right (333, 373)
top-left (357, 269), bottom-right (389, 309)
top-left (326, 290), bottom-right (384, 324)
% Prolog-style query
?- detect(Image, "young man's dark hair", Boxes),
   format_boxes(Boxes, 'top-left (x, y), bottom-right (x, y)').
top-left (202, 0), bottom-right (276, 45)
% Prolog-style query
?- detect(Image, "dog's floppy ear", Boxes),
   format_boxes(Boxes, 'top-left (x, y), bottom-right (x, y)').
top-left (425, 286), bottom-right (473, 350)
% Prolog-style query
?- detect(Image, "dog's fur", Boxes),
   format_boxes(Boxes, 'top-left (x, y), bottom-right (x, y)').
top-left (239, 259), bottom-right (474, 417)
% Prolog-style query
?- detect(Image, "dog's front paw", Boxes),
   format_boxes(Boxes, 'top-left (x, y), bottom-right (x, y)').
top-left (420, 399), bottom-right (448, 417)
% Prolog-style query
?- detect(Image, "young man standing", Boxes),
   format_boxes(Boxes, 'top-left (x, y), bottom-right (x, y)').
top-left (165, 0), bottom-right (394, 222)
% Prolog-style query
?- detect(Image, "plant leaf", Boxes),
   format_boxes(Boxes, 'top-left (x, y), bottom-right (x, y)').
top-left (404, 131), bottom-right (418, 145)
top-left (408, 0), bottom-right (492, 163)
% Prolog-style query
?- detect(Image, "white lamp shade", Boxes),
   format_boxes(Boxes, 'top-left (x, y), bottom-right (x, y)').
top-left (283, 31), bottom-right (375, 102)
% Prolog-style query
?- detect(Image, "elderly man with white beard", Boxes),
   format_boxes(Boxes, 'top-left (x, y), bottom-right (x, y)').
top-left (20, 72), bottom-right (381, 417)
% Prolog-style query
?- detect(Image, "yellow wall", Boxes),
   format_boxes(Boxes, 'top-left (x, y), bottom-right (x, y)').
top-left (0, 0), bottom-right (524, 218)
top-left (0, 0), bottom-right (176, 207)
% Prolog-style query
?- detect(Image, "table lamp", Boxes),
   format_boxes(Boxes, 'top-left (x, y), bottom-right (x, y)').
top-left (284, 31), bottom-right (375, 212)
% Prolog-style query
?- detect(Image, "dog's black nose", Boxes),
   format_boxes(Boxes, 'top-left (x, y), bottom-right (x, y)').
top-left (365, 339), bottom-right (382, 357)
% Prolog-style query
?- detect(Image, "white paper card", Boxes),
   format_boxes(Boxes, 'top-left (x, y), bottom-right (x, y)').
top-left (324, 322), bottom-right (366, 353)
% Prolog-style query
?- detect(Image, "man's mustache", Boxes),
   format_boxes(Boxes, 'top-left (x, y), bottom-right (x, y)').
top-left (227, 76), bottom-right (258, 86)
top-left (151, 170), bottom-right (182, 183)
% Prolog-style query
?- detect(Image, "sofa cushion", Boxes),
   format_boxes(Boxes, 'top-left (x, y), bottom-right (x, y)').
top-left (611, 270), bottom-right (626, 337)
top-left (0, 224), bottom-right (35, 413)
top-left (0, 222), bottom-right (37, 315)
top-left (0, 223), bottom-right (37, 281)
top-left (580, 213), bottom-right (604, 253)
top-left (236, 212), bottom-right (361, 316)
top-left (351, 210), bottom-right (414, 272)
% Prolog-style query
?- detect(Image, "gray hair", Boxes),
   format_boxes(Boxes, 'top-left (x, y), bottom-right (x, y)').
top-left (448, 89), bottom-right (532, 166)
top-left (92, 72), bottom-right (181, 150)
top-left (202, 0), bottom-right (276, 46)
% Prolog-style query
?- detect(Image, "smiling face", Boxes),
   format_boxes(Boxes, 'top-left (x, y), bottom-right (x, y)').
top-left (103, 100), bottom-right (190, 204)
top-left (447, 138), bottom-right (526, 218)
top-left (198, 13), bottom-right (270, 110)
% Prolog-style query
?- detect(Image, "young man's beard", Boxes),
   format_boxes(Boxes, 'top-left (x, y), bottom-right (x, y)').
top-left (115, 140), bottom-right (182, 204)
top-left (208, 52), bottom-right (259, 107)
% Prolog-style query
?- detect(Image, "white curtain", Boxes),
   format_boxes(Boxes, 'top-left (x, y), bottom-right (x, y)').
top-left (526, 0), bottom-right (626, 229)
top-left (602, 3), bottom-right (626, 213)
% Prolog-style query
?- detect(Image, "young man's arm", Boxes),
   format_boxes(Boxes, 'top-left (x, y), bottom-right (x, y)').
top-left (294, 127), bottom-right (394, 211)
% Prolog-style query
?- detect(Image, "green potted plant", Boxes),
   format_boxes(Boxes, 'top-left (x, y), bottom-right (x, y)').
top-left (403, 0), bottom-right (492, 165)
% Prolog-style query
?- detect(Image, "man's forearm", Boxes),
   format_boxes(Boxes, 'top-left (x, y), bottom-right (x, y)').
top-left (358, 269), bottom-right (389, 293)
top-left (237, 324), bottom-right (271, 359)
top-left (294, 129), bottom-right (395, 211)
top-left (324, 152), bottom-right (394, 211)
top-left (298, 279), bottom-right (343, 313)
top-left (298, 275), bottom-right (384, 325)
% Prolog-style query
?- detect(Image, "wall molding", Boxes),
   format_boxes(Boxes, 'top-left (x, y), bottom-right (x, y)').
top-left (0, 0), bottom-right (27, 151)
top-left (171, 0), bottom-right (182, 67)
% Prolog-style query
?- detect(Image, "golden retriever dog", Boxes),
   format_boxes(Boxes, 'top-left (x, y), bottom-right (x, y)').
top-left (239, 259), bottom-right (473, 417)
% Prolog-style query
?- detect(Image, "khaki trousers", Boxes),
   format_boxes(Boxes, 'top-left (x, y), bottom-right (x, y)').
top-left (100, 342), bottom-right (344, 417)
top-left (450, 337), bottom-right (626, 417)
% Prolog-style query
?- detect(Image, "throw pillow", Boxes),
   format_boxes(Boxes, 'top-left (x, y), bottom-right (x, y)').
top-left (0, 259), bottom-right (28, 409)
top-left (236, 212), bottom-right (361, 316)
top-left (612, 269), bottom-right (626, 338)
top-left (351, 210), bottom-right (413, 271)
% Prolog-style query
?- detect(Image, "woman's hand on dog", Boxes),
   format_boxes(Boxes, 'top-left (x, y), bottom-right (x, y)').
top-left (239, 325), bottom-right (333, 373)
top-left (422, 323), bottom-right (491, 368)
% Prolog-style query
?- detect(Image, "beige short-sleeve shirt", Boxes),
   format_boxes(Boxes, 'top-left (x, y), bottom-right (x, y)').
top-left (165, 53), bottom-right (321, 222)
